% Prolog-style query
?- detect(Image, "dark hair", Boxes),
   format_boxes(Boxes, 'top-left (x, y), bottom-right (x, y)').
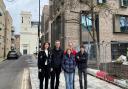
top-left (55, 40), bottom-right (61, 43)
top-left (80, 44), bottom-right (85, 49)
top-left (42, 42), bottom-right (50, 50)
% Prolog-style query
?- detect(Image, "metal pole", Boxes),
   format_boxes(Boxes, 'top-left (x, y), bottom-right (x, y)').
top-left (38, 0), bottom-right (41, 51)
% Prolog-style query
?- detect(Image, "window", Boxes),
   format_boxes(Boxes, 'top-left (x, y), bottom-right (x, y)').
top-left (80, 11), bottom-right (99, 43)
top-left (79, 0), bottom-right (88, 3)
top-left (97, 0), bottom-right (106, 4)
top-left (22, 17), bottom-right (23, 23)
top-left (113, 15), bottom-right (128, 33)
top-left (0, 12), bottom-right (2, 16)
top-left (80, 12), bottom-right (93, 43)
top-left (120, 0), bottom-right (128, 7)
top-left (111, 42), bottom-right (128, 60)
top-left (81, 14), bottom-right (92, 31)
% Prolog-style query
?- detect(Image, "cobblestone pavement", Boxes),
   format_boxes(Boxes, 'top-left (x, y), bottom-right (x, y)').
top-left (29, 67), bottom-right (122, 89)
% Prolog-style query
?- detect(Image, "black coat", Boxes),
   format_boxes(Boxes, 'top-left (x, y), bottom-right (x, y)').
top-left (76, 51), bottom-right (88, 70)
top-left (38, 50), bottom-right (52, 79)
top-left (51, 48), bottom-right (63, 69)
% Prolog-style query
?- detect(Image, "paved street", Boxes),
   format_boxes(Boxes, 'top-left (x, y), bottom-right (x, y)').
top-left (0, 55), bottom-right (31, 89)
top-left (29, 56), bottom-right (122, 89)
top-left (0, 55), bottom-right (122, 89)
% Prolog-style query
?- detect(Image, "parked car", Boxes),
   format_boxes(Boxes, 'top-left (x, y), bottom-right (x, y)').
top-left (7, 51), bottom-right (19, 59)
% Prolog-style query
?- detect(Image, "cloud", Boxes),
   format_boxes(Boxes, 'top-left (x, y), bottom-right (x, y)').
top-left (4, 0), bottom-right (48, 34)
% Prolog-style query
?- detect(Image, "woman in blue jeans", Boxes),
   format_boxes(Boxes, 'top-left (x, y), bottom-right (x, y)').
top-left (62, 48), bottom-right (76, 89)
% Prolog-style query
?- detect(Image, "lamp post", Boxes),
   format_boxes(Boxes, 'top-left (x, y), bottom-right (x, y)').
top-left (38, 0), bottom-right (41, 52)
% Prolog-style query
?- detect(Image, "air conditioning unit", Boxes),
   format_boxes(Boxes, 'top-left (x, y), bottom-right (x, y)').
top-left (120, 0), bottom-right (128, 8)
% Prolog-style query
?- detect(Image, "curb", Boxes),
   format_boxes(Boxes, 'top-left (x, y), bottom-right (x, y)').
top-left (0, 58), bottom-right (6, 64)
top-left (87, 68), bottom-right (128, 89)
top-left (29, 67), bottom-right (39, 89)
top-left (21, 68), bottom-right (29, 89)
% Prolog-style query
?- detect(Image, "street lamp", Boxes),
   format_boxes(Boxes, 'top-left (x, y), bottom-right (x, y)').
top-left (38, 0), bottom-right (41, 52)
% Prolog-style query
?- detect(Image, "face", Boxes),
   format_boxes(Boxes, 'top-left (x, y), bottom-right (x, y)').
top-left (80, 47), bottom-right (85, 52)
top-left (68, 42), bottom-right (73, 48)
top-left (55, 41), bottom-right (61, 48)
top-left (44, 43), bottom-right (49, 49)
top-left (67, 49), bottom-right (71, 54)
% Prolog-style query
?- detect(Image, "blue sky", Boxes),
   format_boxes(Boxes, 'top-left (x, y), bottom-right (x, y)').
top-left (4, 0), bottom-right (48, 34)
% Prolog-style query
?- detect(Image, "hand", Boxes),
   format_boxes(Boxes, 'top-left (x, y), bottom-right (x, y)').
top-left (77, 56), bottom-right (80, 59)
top-left (39, 69), bottom-right (41, 72)
top-left (51, 68), bottom-right (53, 72)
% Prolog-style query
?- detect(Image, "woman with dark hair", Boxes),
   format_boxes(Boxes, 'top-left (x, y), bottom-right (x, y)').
top-left (38, 42), bottom-right (52, 89)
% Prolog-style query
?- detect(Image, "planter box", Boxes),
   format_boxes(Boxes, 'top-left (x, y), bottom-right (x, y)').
top-left (100, 62), bottom-right (128, 79)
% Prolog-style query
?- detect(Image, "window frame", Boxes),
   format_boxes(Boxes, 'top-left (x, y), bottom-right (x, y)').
top-left (120, 0), bottom-right (128, 8)
top-left (97, 0), bottom-right (106, 4)
top-left (113, 14), bottom-right (128, 34)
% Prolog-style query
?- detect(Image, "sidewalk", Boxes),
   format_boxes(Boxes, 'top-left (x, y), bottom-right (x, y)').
top-left (28, 55), bottom-right (122, 89)
top-left (29, 67), bottom-right (122, 89)
top-left (0, 57), bottom-right (5, 63)
top-left (29, 67), bottom-right (80, 89)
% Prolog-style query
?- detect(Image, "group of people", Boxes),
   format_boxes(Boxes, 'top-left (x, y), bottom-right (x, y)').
top-left (38, 40), bottom-right (88, 89)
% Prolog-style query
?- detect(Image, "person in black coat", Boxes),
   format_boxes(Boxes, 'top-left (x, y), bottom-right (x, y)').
top-left (76, 45), bottom-right (88, 89)
top-left (38, 42), bottom-right (52, 89)
top-left (50, 40), bottom-right (63, 89)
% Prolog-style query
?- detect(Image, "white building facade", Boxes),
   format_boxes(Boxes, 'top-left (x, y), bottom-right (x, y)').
top-left (20, 11), bottom-right (38, 55)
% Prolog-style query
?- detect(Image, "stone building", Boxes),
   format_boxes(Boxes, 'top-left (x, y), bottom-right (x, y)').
top-left (11, 26), bottom-right (15, 50)
top-left (20, 11), bottom-right (38, 55)
top-left (5, 11), bottom-right (13, 56)
top-left (50, 0), bottom-right (128, 63)
top-left (0, 0), bottom-right (6, 59)
top-left (15, 34), bottom-right (20, 52)
top-left (41, 5), bottom-right (51, 44)
top-left (0, 0), bottom-right (14, 59)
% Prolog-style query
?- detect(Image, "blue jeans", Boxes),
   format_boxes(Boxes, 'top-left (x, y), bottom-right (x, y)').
top-left (64, 72), bottom-right (74, 89)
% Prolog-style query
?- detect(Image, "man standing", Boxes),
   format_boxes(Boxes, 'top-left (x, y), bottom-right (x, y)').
top-left (76, 45), bottom-right (88, 89)
top-left (51, 40), bottom-right (64, 89)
